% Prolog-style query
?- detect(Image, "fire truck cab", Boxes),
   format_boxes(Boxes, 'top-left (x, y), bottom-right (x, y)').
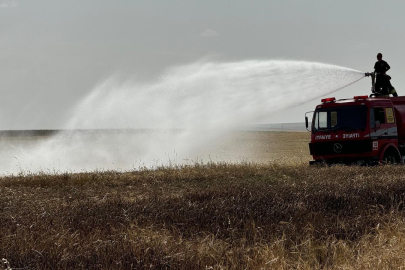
top-left (306, 95), bottom-right (405, 165)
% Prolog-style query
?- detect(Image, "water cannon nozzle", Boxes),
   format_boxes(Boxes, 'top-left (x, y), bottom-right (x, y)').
top-left (365, 72), bottom-right (373, 77)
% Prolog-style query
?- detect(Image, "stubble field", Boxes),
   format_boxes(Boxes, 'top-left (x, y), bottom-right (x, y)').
top-left (2, 131), bottom-right (405, 269)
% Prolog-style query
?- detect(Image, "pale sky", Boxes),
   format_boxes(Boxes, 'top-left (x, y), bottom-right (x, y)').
top-left (1, 0), bottom-right (405, 129)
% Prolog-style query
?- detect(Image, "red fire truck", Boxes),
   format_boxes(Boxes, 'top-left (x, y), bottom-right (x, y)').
top-left (306, 95), bottom-right (405, 165)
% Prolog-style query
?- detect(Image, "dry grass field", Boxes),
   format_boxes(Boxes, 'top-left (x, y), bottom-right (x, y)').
top-left (191, 131), bottom-right (311, 164)
top-left (2, 131), bottom-right (405, 269)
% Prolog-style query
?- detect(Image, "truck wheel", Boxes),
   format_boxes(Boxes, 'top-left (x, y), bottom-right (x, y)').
top-left (382, 149), bottom-right (400, 165)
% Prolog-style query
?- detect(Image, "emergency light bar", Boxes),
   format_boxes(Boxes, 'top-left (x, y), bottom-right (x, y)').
top-left (353, 95), bottom-right (368, 100)
top-left (321, 97), bottom-right (336, 103)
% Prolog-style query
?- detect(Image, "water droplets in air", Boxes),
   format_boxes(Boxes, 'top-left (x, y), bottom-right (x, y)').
top-left (0, 60), bottom-right (365, 174)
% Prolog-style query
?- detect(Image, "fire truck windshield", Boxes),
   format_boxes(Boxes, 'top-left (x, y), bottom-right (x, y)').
top-left (313, 106), bottom-right (367, 132)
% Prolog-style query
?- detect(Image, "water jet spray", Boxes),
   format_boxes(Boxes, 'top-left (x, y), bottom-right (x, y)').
top-left (0, 60), bottom-right (369, 175)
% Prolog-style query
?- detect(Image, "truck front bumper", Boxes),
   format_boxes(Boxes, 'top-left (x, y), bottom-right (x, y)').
top-left (309, 156), bottom-right (380, 166)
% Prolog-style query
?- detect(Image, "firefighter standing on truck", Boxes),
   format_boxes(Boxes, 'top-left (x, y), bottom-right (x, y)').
top-left (374, 53), bottom-right (398, 97)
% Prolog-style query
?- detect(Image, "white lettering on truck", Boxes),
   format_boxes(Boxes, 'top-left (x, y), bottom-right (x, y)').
top-left (343, 133), bottom-right (360, 139)
top-left (315, 135), bottom-right (331, 140)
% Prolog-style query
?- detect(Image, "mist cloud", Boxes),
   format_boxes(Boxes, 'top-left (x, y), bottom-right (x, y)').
top-left (199, 29), bottom-right (219, 37)
top-left (0, 0), bottom-right (18, 8)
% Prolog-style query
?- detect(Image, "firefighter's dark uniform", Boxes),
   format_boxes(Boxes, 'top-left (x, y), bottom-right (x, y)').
top-left (374, 60), bottom-right (398, 97)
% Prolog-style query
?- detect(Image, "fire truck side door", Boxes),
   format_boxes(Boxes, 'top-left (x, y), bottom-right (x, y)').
top-left (371, 107), bottom-right (394, 138)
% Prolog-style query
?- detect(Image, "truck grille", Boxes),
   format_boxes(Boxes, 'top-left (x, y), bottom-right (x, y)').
top-left (311, 140), bottom-right (373, 156)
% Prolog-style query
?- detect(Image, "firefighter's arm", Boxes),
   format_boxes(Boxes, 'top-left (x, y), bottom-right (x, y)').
top-left (386, 62), bottom-right (391, 73)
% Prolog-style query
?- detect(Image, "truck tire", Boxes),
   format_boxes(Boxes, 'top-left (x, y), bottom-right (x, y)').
top-left (382, 148), bottom-right (401, 165)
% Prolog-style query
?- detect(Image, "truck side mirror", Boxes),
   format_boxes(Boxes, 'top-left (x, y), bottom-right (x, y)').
top-left (304, 111), bottom-right (313, 132)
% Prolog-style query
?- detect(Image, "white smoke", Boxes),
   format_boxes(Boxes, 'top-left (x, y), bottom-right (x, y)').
top-left (0, 60), bottom-right (364, 174)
